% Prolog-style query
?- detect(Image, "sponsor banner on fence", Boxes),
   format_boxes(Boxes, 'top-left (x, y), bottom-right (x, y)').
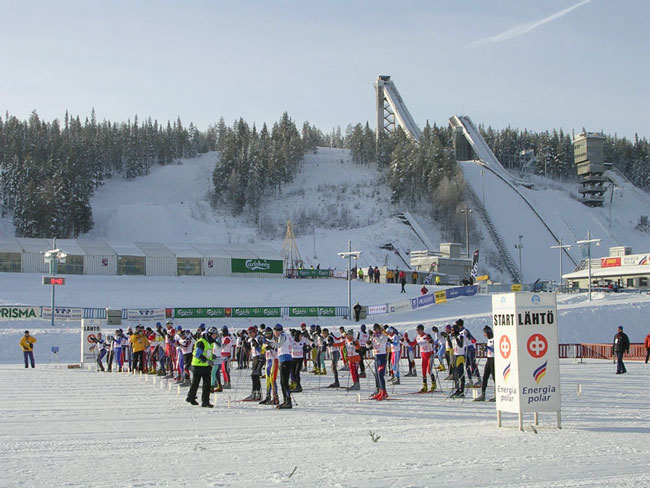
top-left (434, 290), bottom-right (447, 304)
top-left (414, 293), bottom-right (436, 308)
top-left (231, 307), bottom-right (282, 318)
top-left (367, 304), bottom-right (388, 315)
top-left (174, 308), bottom-right (226, 319)
top-left (231, 258), bottom-right (283, 274)
top-left (287, 306), bottom-right (335, 317)
top-left (42, 307), bottom-right (83, 320)
top-left (126, 308), bottom-right (166, 321)
top-left (297, 269), bottom-right (330, 278)
top-left (390, 300), bottom-right (413, 313)
top-left (0, 306), bottom-right (40, 320)
top-left (332, 270), bottom-right (347, 278)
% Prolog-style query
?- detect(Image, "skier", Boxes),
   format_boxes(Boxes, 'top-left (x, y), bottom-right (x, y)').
top-left (403, 332), bottom-right (417, 377)
top-left (387, 327), bottom-right (401, 385)
top-left (474, 326), bottom-right (495, 402)
top-left (242, 326), bottom-right (264, 401)
top-left (186, 327), bottom-right (218, 408)
top-left (221, 326), bottom-right (233, 389)
top-left (322, 328), bottom-right (343, 388)
top-left (457, 319), bottom-right (481, 386)
top-left (92, 332), bottom-right (108, 372)
top-left (612, 325), bottom-right (630, 374)
top-left (414, 325), bottom-right (436, 392)
top-left (259, 328), bottom-right (280, 406)
top-left (290, 329), bottom-right (308, 393)
top-left (273, 324), bottom-right (294, 409)
top-left (344, 330), bottom-right (362, 391)
top-left (210, 330), bottom-right (223, 392)
top-left (368, 324), bottom-right (389, 400)
top-left (450, 322), bottom-right (466, 398)
top-left (356, 324), bottom-right (369, 378)
top-left (110, 329), bottom-right (126, 372)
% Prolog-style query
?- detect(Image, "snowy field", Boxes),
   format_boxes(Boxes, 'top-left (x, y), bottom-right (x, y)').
top-left (1, 359), bottom-right (649, 488)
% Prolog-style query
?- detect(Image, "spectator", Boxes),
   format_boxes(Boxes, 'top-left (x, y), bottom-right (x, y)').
top-left (400, 272), bottom-right (407, 293)
top-left (612, 325), bottom-right (630, 374)
top-left (412, 271), bottom-right (418, 284)
top-left (644, 329), bottom-right (650, 364)
top-left (368, 266), bottom-right (374, 283)
top-left (20, 330), bottom-right (37, 368)
top-left (353, 302), bottom-right (363, 322)
top-left (374, 266), bottom-right (380, 283)
top-left (358, 268), bottom-right (364, 282)
top-left (420, 285), bottom-right (428, 296)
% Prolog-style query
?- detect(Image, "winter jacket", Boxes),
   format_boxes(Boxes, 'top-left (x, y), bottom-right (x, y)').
top-left (20, 335), bottom-right (37, 352)
top-left (644, 334), bottom-right (650, 349)
top-left (129, 333), bottom-right (150, 353)
top-left (612, 332), bottom-right (630, 354)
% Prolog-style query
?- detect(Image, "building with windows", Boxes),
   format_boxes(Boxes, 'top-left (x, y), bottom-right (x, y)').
top-left (574, 131), bottom-right (607, 207)
top-left (563, 246), bottom-right (650, 289)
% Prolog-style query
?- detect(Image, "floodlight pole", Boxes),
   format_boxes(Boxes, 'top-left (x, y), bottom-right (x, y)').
top-left (460, 205), bottom-right (472, 258)
top-left (550, 238), bottom-right (572, 287)
top-left (50, 237), bottom-right (57, 326)
top-left (514, 235), bottom-right (524, 284)
top-left (338, 241), bottom-right (361, 321)
top-left (576, 230), bottom-right (601, 301)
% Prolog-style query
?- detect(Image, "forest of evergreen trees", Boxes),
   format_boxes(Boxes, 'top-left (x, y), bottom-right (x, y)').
top-left (1, 107), bottom-right (649, 240)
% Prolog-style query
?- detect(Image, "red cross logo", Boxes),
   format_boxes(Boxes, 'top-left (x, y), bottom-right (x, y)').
top-left (527, 334), bottom-right (548, 358)
top-left (499, 335), bottom-right (511, 359)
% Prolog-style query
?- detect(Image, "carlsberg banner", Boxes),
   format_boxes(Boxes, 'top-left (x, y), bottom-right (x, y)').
top-left (231, 259), bottom-right (283, 274)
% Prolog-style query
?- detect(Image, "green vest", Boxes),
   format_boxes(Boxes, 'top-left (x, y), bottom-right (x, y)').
top-left (191, 337), bottom-right (213, 367)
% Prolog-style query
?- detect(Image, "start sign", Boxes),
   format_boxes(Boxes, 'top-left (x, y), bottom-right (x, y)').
top-left (492, 292), bottom-right (561, 431)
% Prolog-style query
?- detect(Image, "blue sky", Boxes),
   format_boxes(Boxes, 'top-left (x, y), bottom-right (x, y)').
top-left (2, 0), bottom-right (648, 139)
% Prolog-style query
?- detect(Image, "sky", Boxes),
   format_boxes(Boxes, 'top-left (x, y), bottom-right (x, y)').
top-left (2, 0), bottom-right (648, 139)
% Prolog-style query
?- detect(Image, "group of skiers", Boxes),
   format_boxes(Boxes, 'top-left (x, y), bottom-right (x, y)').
top-left (88, 317), bottom-right (501, 409)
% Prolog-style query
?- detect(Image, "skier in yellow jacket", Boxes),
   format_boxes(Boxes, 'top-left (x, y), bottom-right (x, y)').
top-left (20, 330), bottom-right (37, 368)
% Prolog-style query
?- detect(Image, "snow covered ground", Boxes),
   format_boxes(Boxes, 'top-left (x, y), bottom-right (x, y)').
top-left (1, 359), bottom-right (649, 488)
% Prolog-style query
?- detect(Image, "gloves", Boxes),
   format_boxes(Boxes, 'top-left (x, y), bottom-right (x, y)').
top-left (207, 359), bottom-right (214, 367)
top-left (199, 355), bottom-right (208, 363)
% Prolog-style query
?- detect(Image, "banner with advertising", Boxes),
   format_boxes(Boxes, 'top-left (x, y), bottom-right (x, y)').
top-left (231, 307), bottom-right (282, 318)
top-left (231, 258), bottom-right (283, 274)
top-left (434, 290), bottom-right (447, 304)
top-left (81, 319), bottom-right (102, 364)
top-left (367, 304), bottom-right (388, 315)
top-left (126, 308), bottom-right (166, 322)
top-left (174, 307), bottom-right (227, 319)
top-left (493, 292), bottom-right (561, 418)
top-left (296, 269), bottom-right (330, 278)
top-left (42, 307), bottom-right (83, 320)
top-left (390, 300), bottom-right (413, 313)
top-left (601, 257), bottom-right (621, 268)
top-left (0, 306), bottom-right (39, 320)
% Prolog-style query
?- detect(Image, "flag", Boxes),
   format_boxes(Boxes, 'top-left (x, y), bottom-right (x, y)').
top-left (470, 249), bottom-right (479, 279)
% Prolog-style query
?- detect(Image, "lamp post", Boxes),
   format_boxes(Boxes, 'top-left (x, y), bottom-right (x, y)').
top-left (460, 205), bottom-right (472, 258)
top-left (480, 169), bottom-right (485, 207)
top-left (338, 241), bottom-right (361, 321)
top-left (514, 235), bottom-right (524, 284)
top-left (576, 230), bottom-right (601, 301)
top-left (550, 239), bottom-right (572, 287)
top-left (42, 238), bottom-right (67, 326)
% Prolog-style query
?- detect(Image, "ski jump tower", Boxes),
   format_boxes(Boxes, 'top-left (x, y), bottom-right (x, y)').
top-left (375, 75), bottom-right (421, 141)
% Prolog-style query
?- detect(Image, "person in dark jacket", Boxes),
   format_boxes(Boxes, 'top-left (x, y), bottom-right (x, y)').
top-left (400, 273), bottom-right (407, 293)
top-left (612, 325), bottom-right (630, 374)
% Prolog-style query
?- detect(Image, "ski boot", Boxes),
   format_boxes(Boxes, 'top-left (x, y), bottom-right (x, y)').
top-left (346, 382), bottom-right (360, 391)
top-left (318, 368), bottom-right (327, 375)
top-left (327, 381), bottom-right (340, 388)
top-left (213, 384), bottom-right (223, 393)
top-left (242, 392), bottom-right (257, 401)
top-left (259, 395), bottom-right (271, 405)
top-left (185, 397), bottom-right (199, 406)
top-left (369, 390), bottom-right (380, 399)
top-left (222, 382), bottom-right (231, 390)
top-left (292, 385), bottom-right (303, 393)
top-left (392, 377), bottom-right (400, 385)
top-left (271, 394), bottom-right (280, 406)
top-left (418, 381), bottom-right (428, 393)
top-left (375, 389), bottom-right (388, 401)
top-left (473, 393), bottom-right (486, 402)
top-left (277, 399), bottom-right (293, 409)
top-left (429, 381), bottom-right (437, 392)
